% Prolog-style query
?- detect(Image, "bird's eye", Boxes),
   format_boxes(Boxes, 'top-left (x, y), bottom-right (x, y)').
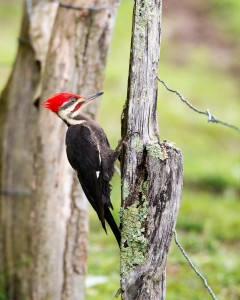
top-left (70, 98), bottom-right (76, 103)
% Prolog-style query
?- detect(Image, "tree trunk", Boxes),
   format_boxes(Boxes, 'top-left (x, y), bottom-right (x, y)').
top-left (120, 0), bottom-right (183, 299)
top-left (0, 1), bottom-right (118, 299)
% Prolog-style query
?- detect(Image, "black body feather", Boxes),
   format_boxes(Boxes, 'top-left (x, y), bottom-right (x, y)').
top-left (65, 116), bottom-right (121, 247)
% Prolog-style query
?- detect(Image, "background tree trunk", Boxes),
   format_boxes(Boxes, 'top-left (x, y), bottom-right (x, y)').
top-left (120, 0), bottom-right (183, 299)
top-left (0, 0), bottom-right (118, 299)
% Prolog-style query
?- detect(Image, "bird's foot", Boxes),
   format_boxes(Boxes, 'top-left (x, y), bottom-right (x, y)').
top-left (115, 137), bottom-right (128, 152)
top-left (115, 131), bottom-right (141, 153)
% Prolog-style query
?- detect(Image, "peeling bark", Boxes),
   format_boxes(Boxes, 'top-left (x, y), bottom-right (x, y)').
top-left (120, 0), bottom-right (183, 299)
top-left (0, 0), bottom-right (118, 299)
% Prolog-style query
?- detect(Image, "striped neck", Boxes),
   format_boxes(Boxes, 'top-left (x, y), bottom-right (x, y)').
top-left (58, 112), bottom-right (89, 126)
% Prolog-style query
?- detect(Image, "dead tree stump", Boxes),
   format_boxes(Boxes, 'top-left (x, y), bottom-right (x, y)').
top-left (120, 0), bottom-right (183, 299)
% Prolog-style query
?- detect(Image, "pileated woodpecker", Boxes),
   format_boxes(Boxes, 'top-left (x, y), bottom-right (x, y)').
top-left (42, 92), bottom-right (122, 247)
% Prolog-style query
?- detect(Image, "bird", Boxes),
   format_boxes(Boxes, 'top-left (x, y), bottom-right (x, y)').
top-left (41, 92), bottom-right (123, 247)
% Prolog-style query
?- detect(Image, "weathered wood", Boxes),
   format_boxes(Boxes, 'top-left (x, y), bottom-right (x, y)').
top-left (120, 0), bottom-right (183, 299)
top-left (0, 2), bottom-right (43, 299)
top-left (32, 1), bottom-right (118, 299)
top-left (0, 0), bottom-right (118, 299)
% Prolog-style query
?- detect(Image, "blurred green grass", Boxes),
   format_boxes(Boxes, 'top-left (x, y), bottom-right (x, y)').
top-left (0, 0), bottom-right (239, 299)
top-left (210, 0), bottom-right (240, 38)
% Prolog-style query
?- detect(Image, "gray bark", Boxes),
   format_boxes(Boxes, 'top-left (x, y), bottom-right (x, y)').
top-left (0, 0), bottom-right (118, 299)
top-left (120, 0), bottom-right (183, 299)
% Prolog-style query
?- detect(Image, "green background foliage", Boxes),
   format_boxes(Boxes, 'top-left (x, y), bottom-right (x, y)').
top-left (0, 0), bottom-right (239, 299)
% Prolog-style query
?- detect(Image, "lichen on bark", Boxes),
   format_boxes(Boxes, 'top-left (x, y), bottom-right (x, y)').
top-left (132, 137), bottom-right (143, 153)
top-left (162, 140), bottom-right (175, 149)
top-left (134, 0), bottom-right (152, 59)
top-left (146, 142), bottom-right (163, 159)
top-left (120, 180), bottom-right (148, 277)
top-left (122, 181), bottom-right (130, 200)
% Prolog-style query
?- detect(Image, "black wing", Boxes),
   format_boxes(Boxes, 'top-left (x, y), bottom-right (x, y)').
top-left (66, 123), bottom-right (121, 246)
top-left (66, 124), bottom-right (106, 227)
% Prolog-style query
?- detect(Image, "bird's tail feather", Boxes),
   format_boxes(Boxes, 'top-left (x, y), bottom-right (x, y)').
top-left (104, 205), bottom-right (121, 247)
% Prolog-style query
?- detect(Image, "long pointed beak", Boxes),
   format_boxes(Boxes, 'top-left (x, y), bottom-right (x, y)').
top-left (81, 92), bottom-right (103, 103)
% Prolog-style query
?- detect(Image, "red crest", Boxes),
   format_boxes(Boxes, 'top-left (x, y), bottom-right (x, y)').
top-left (41, 92), bottom-right (81, 113)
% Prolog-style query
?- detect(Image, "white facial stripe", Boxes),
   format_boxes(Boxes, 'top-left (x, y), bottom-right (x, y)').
top-left (59, 113), bottom-right (86, 125)
top-left (96, 171), bottom-right (100, 178)
top-left (69, 119), bottom-right (86, 125)
top-left (66, 118), bottom-right (86, 125)
top-left (58, 100), bottom-right (85, 124)
top-left (71, 107), bottom-right (83, 118)
top-left (58, 106), bottom-right (75, 121)
top-left (58, 109), bottom-right (67, 120)
top-left (61, 100), bottom-right (79, 114)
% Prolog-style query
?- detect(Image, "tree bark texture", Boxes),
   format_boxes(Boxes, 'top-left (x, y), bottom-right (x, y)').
top-left (0, 0), bottom-right (118, 299)
top-left (120, 1), bottom-right (183, 299)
